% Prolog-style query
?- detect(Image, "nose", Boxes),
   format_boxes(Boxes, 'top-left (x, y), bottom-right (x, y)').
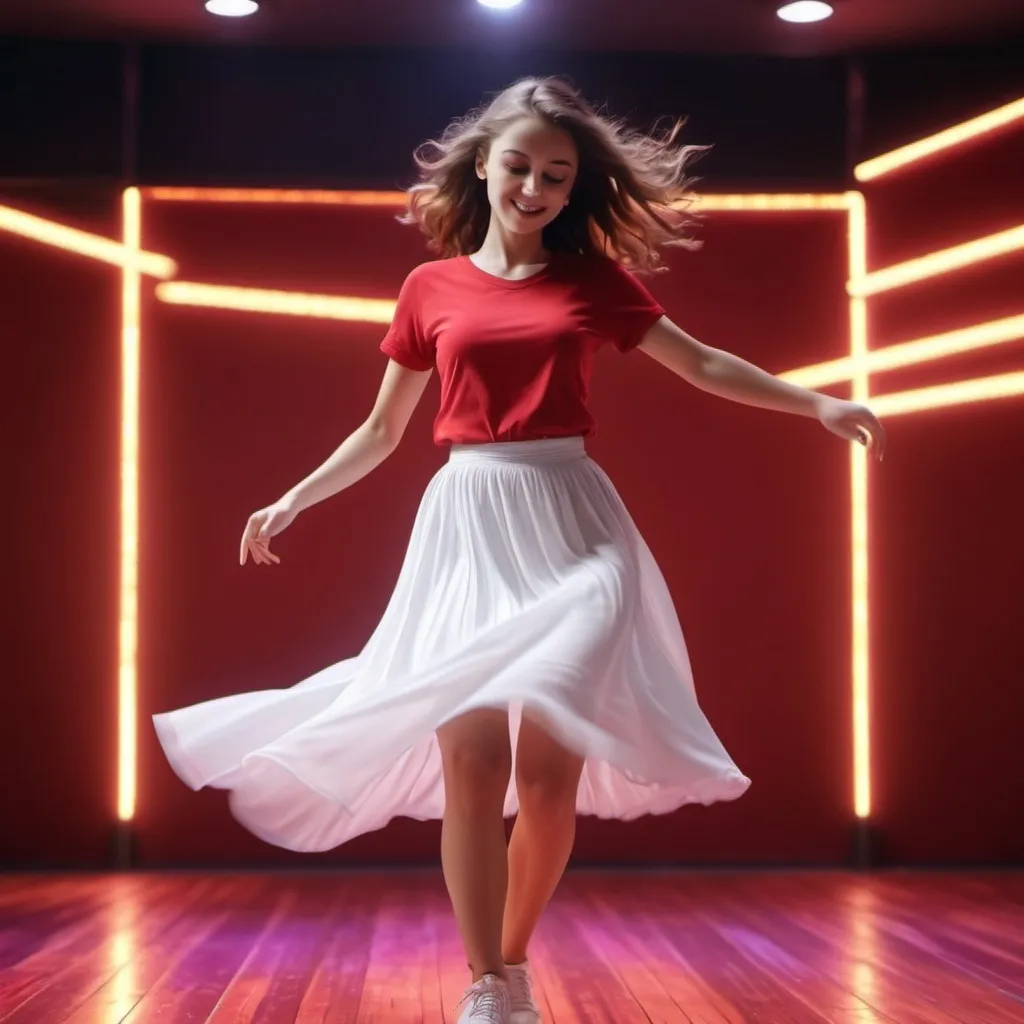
top-left (521, 174), bottom-right (542, 197)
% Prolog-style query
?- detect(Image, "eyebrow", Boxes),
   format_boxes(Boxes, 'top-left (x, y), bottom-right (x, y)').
top-left (502, 149), bottom-right (575, 168)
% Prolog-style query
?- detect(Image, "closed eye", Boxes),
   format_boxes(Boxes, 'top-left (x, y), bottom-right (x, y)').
top-left (505, 165), bottom-right (567, 185)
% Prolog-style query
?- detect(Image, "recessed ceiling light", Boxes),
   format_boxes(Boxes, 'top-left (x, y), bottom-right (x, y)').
top-left (205, 0), bottom-right (260, 17)
top-left (477, 0), bottom-right (524, 9)
top-left (777, 1), bottom-right (834, 23)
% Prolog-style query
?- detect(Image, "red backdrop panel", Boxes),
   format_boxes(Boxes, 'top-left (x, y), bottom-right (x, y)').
top-left (874, 403), bottom-right (1024, 864)
top-left (864, 124), bottom-right (1024, 865)
top-left (134, 199), bottom-right (854, 866)
top-left (0, 193), bottom-right (122, 868)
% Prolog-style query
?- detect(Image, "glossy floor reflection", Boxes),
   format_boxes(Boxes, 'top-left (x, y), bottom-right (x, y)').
top-left (0, 871), bottom-right (1021, 1022)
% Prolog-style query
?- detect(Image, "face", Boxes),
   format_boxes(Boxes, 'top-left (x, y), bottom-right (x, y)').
top-left (476, 117), bottom-right (578, 237)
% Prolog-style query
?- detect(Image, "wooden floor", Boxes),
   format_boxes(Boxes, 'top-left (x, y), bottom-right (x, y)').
top-left (1, 871), bottom-right (1022, 1023)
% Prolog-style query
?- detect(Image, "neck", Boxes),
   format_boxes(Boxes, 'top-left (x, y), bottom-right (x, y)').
top-left (473, 216), bottom-right (548, 270)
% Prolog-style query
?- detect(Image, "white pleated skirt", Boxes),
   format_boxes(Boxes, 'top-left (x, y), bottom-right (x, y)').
top-left (153, 436), bottom-right (750, 852)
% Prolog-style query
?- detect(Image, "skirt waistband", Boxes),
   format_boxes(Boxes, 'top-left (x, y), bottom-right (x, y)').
top-left (447, 436), bottom-right (587, 465)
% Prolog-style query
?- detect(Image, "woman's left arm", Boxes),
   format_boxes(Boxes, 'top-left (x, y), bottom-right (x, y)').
top-left (638, 316), bottom-right (887, 461)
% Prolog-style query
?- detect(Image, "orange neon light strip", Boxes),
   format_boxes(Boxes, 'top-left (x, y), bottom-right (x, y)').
top-left (781, 314), bottom-right (1024, 389)
top-left (145, 187), bottom-right (406, 206)
top-left (146, 187), bottom-right (856, 213)
top-left (871, 371), bottom-right (1024, 417)
top-left (850, 225), bottom-right (1024, 298)
top-left (156, 281), bottom-right (397, 323)
top-left (845, 193), bottom-right (872, 820)
top-left (692, 193), bottom-right (854, 211)
top-left (855, 97), bottom-right (1024, 182)
top-left (118, 188), bottom-right (142, 823)
top-left (0, 203), bottom-right (176, 277)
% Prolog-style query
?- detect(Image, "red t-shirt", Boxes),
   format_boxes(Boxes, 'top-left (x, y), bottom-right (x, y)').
top-left (379, 251), bottom-right (666, 446)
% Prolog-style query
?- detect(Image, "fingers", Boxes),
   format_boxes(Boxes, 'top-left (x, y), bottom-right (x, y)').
top-left (865, 411), bottom-right (886, 461)
top-left (240, 517), bottom-right (257, 565)
top-left (255, 525), bottom-right (281, 563)
top-left (255, 539), bottom-right (281, 565)
top-left (243, 536), bottom-right (281, 567)
top-left (240, 512), bottom-right (281, 567)
top-left (874, 422), bottom-right (887, 461)
top-left (855, 414), bottom-right (886, 462)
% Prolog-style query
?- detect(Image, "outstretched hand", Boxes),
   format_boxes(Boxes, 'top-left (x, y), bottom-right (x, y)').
top-left (816, 396), bottom-right (887, 461)
top-left (240, 500), bottom-right (298, 566)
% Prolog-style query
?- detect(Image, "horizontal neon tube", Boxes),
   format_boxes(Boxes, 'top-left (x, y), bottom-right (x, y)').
top-left (692, 193), bottom-right (854, 212)
top-left (145, 187), bottom-right (407, 206)
top-left (0, 203), bottom-right (176, 278)
top-left (782, 314), bottom-right (1024, 389)
top-left (156, 281), bottom-right (397, 323)
top-left (146, 187), bottom-right (856, 213)
top-left (855, 97), bottom-right (1024, 182)
top-left (871, 371), bottom-right (1024, 416)
top-left (849, 225), bottom-right (1024, 298)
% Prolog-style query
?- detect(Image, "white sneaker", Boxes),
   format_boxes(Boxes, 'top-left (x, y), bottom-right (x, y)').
top-left (455, 973), bottom-right (511, 1024)
top-left (506, 961), bottom-right (541, 1024)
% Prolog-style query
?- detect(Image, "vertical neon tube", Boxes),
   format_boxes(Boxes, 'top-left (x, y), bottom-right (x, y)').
top-left (118, 188), bottom-right (141, 823)
top-left (846, 192), bottom-right (871, 820)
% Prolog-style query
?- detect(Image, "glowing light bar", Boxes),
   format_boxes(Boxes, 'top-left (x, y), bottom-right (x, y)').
top-left (0, 203), bottom-right (176, 277)
top-left (850, 225), bottom-right (1024, 298)
top-left (855, 97), bottom-right (1024, 182)
top-left (846, 192), bottom-right (872, 821)
top-left (145, 188), bottom-right (407, 206)
top-left (118, 188), bottom-right (142, 824)
top-left (781, 314), bottom-right (1024, 389)
top-left (148, 188), bottom-right (857, 213)
top-left (871, 371), bottom-right (1024, 417)
top-left (687, 193), bottom-right (853, 211)
top-left (157, 281), bottom-right (397, 323)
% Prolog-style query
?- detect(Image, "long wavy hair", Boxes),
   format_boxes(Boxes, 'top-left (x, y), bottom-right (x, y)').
top-left (398, 76), bottom-right (708, 275)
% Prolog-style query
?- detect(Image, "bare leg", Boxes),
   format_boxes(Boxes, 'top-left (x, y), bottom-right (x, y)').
top-left (437, 708), bottom-right (512, 982)
top-left (502, 714), bottom-right (585, 965)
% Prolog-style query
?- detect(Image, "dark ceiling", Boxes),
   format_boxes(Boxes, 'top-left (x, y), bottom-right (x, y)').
top-left (1, 0), bottom-right (1024, 55)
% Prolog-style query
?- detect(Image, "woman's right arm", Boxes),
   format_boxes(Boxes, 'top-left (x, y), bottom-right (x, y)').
top-left (240, 359), bottom-right (432, 565)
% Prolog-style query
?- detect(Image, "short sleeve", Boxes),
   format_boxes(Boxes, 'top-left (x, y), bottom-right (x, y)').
top-left (595, 258), bottom-right (667, 353)
top-left (379, 265), bottom-right (435, 371)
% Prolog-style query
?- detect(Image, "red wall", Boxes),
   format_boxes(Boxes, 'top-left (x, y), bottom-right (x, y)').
top-left (1, 191), bottom-right (122, 868)
top-left (2, 130), bottom-right (1022, 867)
top-left (863, 126), bottom-right (1024, 865)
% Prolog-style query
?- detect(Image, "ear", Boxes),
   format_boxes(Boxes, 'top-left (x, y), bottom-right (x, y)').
top-left (475, 148), bottom-right (487, 180)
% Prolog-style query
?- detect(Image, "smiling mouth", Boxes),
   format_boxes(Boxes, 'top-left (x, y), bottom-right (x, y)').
top-left (512, 200), bottom-right (545, 215)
